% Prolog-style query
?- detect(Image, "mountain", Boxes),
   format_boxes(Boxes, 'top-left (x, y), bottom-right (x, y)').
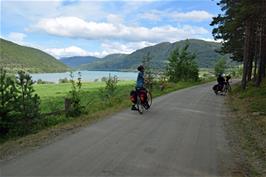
top-left (60, 56), bottom-right (99, 68)
top-left (78, 54), bottom-right (128, 70)
top-left (80, 39), bottom-right (230, 71)
top-left (0, 38), bottom-right (69, 73)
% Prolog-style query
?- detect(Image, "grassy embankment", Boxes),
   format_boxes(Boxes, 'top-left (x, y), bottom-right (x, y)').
top-left (0, 79), bottom-right (212, 160)
top-left (227, 79), bottom-right (266, 176)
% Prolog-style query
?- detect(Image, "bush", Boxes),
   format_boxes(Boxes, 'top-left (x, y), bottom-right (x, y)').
top-left (166, 42), bottom-right (199, 82)
top-left (214, 58), bottom-right (227, 76)
top-left (36, 79), bottom-right (53, 84)
top-left (142, 52), bottom-right (155, 90)
top-left (99, 74), bottom-right (118, 105)
top-left (59, 77), bottom-right (69, 83)
top-left (65, 72), bottom-right (83, 117)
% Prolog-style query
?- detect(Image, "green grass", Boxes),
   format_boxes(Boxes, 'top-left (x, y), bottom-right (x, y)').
top-left (227, 79), bottom-right (266, 176)
top-left (34, 81), bottom-right (134, 113)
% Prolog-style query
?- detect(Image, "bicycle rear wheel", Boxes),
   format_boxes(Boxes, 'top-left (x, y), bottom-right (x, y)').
top-left (146, 91), bottom-right (152, 109)
top-left (136, 96), bottom-right (144, 114)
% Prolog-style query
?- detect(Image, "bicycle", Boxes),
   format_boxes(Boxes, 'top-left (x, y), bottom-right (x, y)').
top-left (135, 89), bottom-right (152, 114)
top-left (223, 81), bottom-right (231, 95)
top-left (213, 81), bottom-right (231, 95)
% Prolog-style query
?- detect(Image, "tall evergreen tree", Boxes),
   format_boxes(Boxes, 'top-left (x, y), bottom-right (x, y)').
top-left (0, 68), bottom-right (16, 134)
top-left (14, 71), bottom-right (40, 134)
top-left (211, 0), bottom-right (266, 89)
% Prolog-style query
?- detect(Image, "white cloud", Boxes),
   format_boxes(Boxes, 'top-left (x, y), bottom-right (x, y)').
top-left (44, 41), bottom-right (156, 58)
top-left (170, 10), bottom-right (214, 22)
top-left (140, 11), bottom-right (161, 21)
top-left (44, 46), bottom-right (90, 58)
top-left (33, 16), bottom-right (208, 43)
top-left (107, 14), bottom-right (123, 24)
top-left (101, 41), bottom-right (155, 54)
top-left (7, 32), bottom-right (27, 45)
top-left (199, 37), bottom-right (223, 43)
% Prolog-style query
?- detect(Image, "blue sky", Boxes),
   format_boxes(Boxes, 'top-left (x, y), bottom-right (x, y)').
top-left (0, 0), bottom-right (221, 58)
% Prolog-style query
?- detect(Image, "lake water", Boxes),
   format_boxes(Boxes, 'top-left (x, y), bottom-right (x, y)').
top-left (30, 70), bottom-right (138, 83)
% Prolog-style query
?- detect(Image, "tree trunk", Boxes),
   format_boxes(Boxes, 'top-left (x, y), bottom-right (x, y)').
top-left (247, 47), bottom-right (254, 81)
top-left (242, 19), bottom-right (253, 89)
top-left (256, 2), bottom-right (266, 86)
top-left (253, 25), bottom-right (259, 81)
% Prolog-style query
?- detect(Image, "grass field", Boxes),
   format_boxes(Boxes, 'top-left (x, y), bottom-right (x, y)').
top-left (34, 80), bottom-right (134, 113)
top-left (34, 80), bottom-right (209, 113)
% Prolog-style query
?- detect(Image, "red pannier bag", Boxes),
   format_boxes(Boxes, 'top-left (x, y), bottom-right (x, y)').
top-left (130, 90), bottom-right (137, 104)
top-left (139, 90), bottom-right (147, 103)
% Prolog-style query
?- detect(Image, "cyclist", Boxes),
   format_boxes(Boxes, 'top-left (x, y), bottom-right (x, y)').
top-left (225, 75), bottom-right (231, 83)
top-left (224, 74), bottom-right (232, 91)
top-left (217, 73), bottom-right (225, 91)
top-left (131, 65), bottom-right (149, 110)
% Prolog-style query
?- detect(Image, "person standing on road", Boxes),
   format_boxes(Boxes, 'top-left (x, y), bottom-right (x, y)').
top-left (217, 73), bottom-right (225, 91)
top-left (131, 65), bottom-right (149, 110)
top-left (136, 65), bottom-right (145, 90)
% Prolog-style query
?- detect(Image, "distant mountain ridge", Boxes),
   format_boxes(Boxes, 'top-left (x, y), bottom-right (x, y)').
top-left (0, 38), bottom-right (69, 73)
top-left (60, 56), bottom-right (98, 68)
top-left (62, 39), bottom-right (229, 71)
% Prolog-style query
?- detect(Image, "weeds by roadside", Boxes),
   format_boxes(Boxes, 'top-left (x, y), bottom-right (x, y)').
top-left (226, 79), bottom-right (266, 177)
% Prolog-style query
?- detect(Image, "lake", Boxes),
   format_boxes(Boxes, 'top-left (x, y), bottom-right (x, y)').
top-left (30, 70), bottom-right (138, 83)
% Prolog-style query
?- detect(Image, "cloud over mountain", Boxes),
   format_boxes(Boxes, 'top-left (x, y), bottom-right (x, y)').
top-left (33, 16), bottom-right (209, 43)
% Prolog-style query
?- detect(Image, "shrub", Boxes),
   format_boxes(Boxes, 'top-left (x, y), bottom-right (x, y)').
top-left (36, 79), bottom-right (53, 84)
top-left (105, 74), bottom-right (118, 97)
top-left (65, 72), bottom-right (83, 117)
top-left (166, 42), bottom-right (199, 82)
top-left (214, 58), bottom-right (227, 76)
top-left (99, 74), bottom-right (118, 105)
top-left (59, 77), bottom-right (69, 83)
top-left (142, 52), bottom-right (155, 90)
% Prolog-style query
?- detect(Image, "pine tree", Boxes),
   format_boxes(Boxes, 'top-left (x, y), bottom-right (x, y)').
top-left (0, 68), bottom-right (16, 134)
top-left (211, 0), bottom-right (266, 89)
top-left (13, 71), bottom-right (40, 135)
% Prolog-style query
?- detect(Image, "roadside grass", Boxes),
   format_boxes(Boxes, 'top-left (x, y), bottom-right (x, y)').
top-left (226, 79), bottom-right (266, 177)
top-left (0, 79), bottom-right (212, 160)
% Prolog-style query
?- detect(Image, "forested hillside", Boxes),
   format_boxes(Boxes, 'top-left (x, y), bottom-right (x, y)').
top-left (79, 39), bottom-right (229, 71)
top-left (0, 38), bottom-right (69, 73)
top-left (60, 56), bottom-right (98, 68)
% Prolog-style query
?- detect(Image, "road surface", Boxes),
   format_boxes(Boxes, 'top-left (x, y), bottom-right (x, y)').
top-left (1, 82), bottom-right (232, 177)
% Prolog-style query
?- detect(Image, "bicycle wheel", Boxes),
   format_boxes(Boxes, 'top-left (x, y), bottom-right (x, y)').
top-left (136, 96), bottom-right (144, 114)
top-left (223, 85), bottom-right (228, 95)
top-left (228, 85), bottom-right (232, 92)
top-left (146, 91), bottom-right (152, 108)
